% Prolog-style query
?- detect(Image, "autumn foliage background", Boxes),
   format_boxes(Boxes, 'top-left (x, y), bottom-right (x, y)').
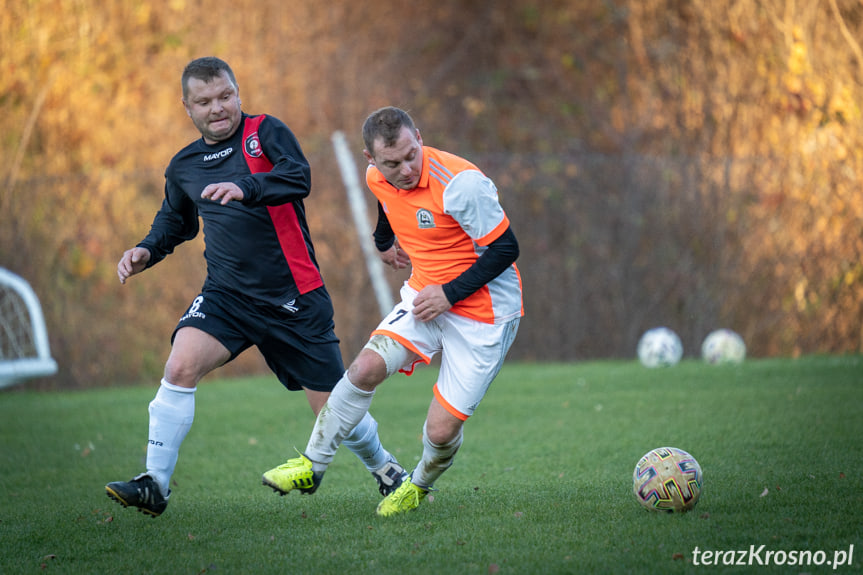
top-left (2, 1), bottom-right (861, 389)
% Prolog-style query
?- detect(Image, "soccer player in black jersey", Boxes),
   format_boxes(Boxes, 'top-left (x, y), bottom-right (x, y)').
top-left (105, 57), bottom-right (405, 517)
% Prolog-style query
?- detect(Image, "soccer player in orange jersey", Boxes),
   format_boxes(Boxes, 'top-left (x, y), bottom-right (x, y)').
top-left (262, 107), bottom-right (523, 516)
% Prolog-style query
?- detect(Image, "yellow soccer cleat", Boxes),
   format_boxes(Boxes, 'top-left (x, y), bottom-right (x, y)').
top-left (262, 452), bottom-right (322, 495)
top-left (376, 476), bottom-right (428, 517)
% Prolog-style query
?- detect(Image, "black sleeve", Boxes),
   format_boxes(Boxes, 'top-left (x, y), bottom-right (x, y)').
top-left (442, 226), bottom-right (519, 305)
top-left (373, 201), bottom-right (396, 251)
top-left (237, 115), bottom-right (312, 206)
top-left (138, 179), bottom-right (200, 268)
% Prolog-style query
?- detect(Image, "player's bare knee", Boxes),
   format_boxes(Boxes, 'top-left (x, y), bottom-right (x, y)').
top-left (423, 419), bottom-right (464, 450)
top-left (345, 347), bottom-right (388, 389)
top-left (163, 359), bottom-right (201, 388)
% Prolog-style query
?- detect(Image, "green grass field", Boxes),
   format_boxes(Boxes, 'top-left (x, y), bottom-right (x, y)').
top-left (1, 356), bottom-right (861, 574)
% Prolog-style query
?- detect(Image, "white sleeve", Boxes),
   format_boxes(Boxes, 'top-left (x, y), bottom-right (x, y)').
top-left (441, 170), bottom-right (506, 242)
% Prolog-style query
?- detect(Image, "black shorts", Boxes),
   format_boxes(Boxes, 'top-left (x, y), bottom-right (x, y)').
top-left (172, 286), bottom-right (344, 392)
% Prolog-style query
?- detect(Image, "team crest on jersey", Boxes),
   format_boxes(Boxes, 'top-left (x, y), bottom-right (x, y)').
top-left (416, 208), bottom-right (435, 229)
top-left (244, 131), bottom-right (263, 158)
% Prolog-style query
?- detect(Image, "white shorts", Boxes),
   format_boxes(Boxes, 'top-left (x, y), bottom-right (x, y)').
top-left (372, 284), bottom-right (520, 420)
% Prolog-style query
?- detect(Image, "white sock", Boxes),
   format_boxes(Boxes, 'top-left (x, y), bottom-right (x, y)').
top-left (146, 379), bottom-right (195, 495)
top-left (304, 373), bottom-right (374, 471)
top-left (342, 412), bottom-right (391, 472)
top-left (411, 421), bottom-right (463, 489)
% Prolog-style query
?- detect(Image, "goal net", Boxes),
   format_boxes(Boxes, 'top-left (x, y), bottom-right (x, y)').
top-left (0, 268), bottom-right (58, 388)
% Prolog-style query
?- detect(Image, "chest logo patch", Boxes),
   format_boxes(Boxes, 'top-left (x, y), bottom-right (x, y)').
top-left (244, 131), bottom-right (263, 158)
top-left (416, 208), bottom-right (435, 229)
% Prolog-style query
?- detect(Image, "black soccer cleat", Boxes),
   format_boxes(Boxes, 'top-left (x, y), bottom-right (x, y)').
top-left (106, 473), bottom-right (170, 517)
top-left (371, 457), bottom-right (409, 496)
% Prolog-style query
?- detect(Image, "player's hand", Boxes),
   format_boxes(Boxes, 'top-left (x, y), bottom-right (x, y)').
top-left (380, 239), bottom-right (410, 270)
top-left (412, 285), bottom-right (451, 322)
top-left (201, 182), bottom-right (244, 205)
top-left (117, 247), bottom-right (151, 284)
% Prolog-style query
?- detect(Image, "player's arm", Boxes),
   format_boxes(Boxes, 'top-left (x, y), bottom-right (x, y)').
top-left (412, 170), bottom-right (519, 321)
top-left (136, 178), bottom-right (200, 269)
top-left (235, 115), bottom-right (312, 206)
top-left (440, 169), bottom-right (519, 304)
top-left (374, 202), bottom-right (410, 270)
top-left (442, 227), bottom-right (519, 304)
top-left (373, 201), bottom-right (395, 251)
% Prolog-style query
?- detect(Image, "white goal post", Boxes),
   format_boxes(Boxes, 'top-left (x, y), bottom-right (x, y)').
top-left (331, 131), bottom-right (394, 318)
top-left (0, 267), bottom-right (58, 388)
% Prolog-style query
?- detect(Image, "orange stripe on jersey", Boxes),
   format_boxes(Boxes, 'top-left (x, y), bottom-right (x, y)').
top-left (433, 383), bottom-right (469, 421)
top-left (477, 213), bottom-right (511, 247)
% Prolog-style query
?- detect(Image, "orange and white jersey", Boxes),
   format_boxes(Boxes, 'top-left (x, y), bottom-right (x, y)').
top-left (366, 146), bottom-right (523, 324)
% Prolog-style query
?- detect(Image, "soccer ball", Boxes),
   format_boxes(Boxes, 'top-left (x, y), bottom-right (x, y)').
top-left (701, 329), bottom-right (746, 365)
top-left (632, 447), bottom-right (702, 512)
top-left (637, 327), bottom-right (683, 367)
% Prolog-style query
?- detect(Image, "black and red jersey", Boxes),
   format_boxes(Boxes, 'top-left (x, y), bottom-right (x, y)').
top-left (139, 113), bottom-right (323, 306)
